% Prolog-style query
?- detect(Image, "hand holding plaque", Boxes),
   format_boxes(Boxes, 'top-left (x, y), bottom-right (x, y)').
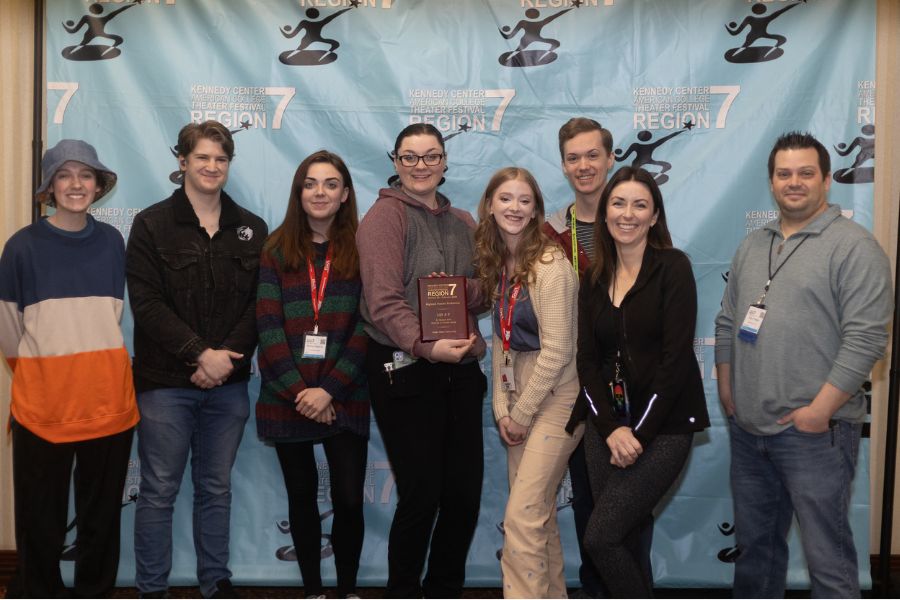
top-left (417, 275), bottom-right (470, 342)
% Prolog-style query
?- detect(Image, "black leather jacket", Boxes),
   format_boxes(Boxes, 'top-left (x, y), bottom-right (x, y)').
top-left (126, 187), bottom-right (267, 391)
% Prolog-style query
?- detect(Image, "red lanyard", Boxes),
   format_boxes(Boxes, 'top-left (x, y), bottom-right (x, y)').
top-left (498, 269), bottom-right (522, 358)
top-left (306, 245), bottom-right (333, 334)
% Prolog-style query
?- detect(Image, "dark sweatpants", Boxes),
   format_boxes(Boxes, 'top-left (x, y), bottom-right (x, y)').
top-left (366, 340), bottom-right (486, 599)
top-left (11, 421), bottom-right (133, 599)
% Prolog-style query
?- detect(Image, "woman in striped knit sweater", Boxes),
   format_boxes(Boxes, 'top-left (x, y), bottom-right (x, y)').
top-left (256, 150), bottom-right (368, 599)
top-left (474, 167), bottom-right (584, 598)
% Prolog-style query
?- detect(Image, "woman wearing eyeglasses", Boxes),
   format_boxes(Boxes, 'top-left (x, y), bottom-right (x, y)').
top-left (356, 123), bottom-right (487, 598)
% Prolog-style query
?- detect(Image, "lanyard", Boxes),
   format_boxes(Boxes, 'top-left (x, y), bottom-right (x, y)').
top-left (569, 206), bottom-right (579, 280)
top-left (306, 244), bottom-right (333, 335)
top-left (755, 231), bottom-right (809, 306)
top-left (498, 269), bottom-right (522, 363)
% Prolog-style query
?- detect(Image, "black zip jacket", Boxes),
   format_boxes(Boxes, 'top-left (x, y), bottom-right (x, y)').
top-left (566, 246), bottom-right (709, 445)
top-left (126, 187), bottom-right (267, 392)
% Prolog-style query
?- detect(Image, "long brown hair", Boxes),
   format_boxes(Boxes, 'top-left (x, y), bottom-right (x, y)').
top-left (264, 150), bottom-right (359, 276)
top-left (474, 167), bottom-right (556, 303)
top-left (590, 166), bottom-right (673, 286)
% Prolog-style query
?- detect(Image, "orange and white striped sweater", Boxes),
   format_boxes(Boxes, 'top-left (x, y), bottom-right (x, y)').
top-left (0, 217), bottom-right (138, 443)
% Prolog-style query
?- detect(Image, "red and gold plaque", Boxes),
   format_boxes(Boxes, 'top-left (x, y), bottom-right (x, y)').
top-left (417, 276), bottom-right (469, 342)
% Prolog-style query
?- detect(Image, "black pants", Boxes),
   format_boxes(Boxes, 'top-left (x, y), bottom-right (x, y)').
top-left (274, 432), bottom-right (368, 597)
top-left (569, 437), bottom-right (654, 597)
top-left (366, 341), bottom-right (486, 599)
top-left (11, 421), bottom-right (134, 599)
top-left (583, 430), bottom-right (692, 598)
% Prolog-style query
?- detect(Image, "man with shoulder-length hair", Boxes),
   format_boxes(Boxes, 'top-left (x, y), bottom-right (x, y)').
top-left (127, 120), bottom-right (267, 599)
top-left (715, 131), bottom-right (891, 597)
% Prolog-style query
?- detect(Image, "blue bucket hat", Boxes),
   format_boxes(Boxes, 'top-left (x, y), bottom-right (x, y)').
top-left (35, 139), bottom-right (118, 206)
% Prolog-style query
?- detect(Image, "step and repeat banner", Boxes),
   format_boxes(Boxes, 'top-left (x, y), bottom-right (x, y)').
top-left (44, 0), bottom-right (875, 589)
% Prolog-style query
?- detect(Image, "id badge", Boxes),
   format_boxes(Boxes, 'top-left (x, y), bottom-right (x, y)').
top-left (500, 364), bottom-right (516, 392)
top-left (301, 332), bottom-right (328, 359)
top-left (609, 377), bottom-right (630, 424)
top-left (738, 305), bottom-right (767, 344)
top-left (392, 350), bottom-right (416, 370)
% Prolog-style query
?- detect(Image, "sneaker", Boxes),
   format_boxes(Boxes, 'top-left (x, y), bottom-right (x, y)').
top-left (345, 595), bottom-right (361, 599)
top-left (305, 595), bottom-right (326, 599)
top-left (211, 578), bottom-right (240, 599)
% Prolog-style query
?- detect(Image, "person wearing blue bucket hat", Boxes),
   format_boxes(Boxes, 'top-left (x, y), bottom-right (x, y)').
top-left (0, 139), bottom-right (139, 597)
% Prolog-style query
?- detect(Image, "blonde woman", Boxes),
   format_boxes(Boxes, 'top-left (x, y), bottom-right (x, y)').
top-left (475, 167), bottom-right (583, 598)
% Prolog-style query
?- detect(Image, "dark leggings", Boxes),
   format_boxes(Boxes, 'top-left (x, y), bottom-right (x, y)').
top-left (275, 431), bottom-right (368, 597)
top-left (583, 429), bottom-right (693, 598)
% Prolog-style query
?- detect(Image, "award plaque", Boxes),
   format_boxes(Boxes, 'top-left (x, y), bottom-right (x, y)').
top-left (417, 276), bottom-right (470, 342)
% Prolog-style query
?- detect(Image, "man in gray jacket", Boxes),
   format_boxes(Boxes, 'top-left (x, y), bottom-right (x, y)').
top-left (715, 131), bottom-right (891, 598)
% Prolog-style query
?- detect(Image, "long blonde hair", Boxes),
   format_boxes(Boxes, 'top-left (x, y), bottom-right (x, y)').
top-left (474, 167), bottom-right (556, 303)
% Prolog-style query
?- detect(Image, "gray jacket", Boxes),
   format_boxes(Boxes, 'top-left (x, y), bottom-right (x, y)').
top-left (715, 204), bottom-right (892, 435)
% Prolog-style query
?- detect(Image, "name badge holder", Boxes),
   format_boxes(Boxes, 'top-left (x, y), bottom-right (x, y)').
top-left (738, 232), bottom-right (809, 345)
top-left (609, 351), bottom-right (631, 425)
top-left (498, 270), bottom-right (521, 393)
top-left (301, 246), bottom-right (332, 359)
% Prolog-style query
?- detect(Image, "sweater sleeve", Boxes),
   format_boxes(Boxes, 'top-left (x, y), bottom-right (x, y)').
top-left (715, 241), bottom-right (744, 366)
top-left (632, 252), bottom-right (699, 444)
top-left (125, 213), bottom-right (210, 363)
top-left (827, 236), bottom-right (892, 394)
top-left (508, 253), bottom-right (579, 428)
top-left (256, 249), bottom-right (308, 402)
top-left (0, 237), bottom-right (25, 370)
top-left (576, 274), bottom-right (619, 440)
top-left (319, 300), bottom-right (369, 403)
top-left (357, 199), bottom-right (437, 360)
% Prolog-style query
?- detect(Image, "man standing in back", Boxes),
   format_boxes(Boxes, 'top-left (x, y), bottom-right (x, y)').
top-left (544, 117), bottom-right (653, 597)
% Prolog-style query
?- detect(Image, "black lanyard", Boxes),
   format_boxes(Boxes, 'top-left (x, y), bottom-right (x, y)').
top-left (755, 231), bottom-right (809, 306)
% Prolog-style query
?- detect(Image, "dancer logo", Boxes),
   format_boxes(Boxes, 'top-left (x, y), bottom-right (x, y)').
top-left (497, 3), bottom-right (582, 67)
top-left (833, 124), bottom-right (875, 185)
top-left (614, 124), bottom-right (693, 186)
top-left (716, 521), bottom-right (740, 563)
top-left (724, 0), bottom-right (807, 64)
top-left (407, 88), bottom-right (517, 136)
top-left (61, 0), bottom-right (145, 61)
top-left (278, 0), bottom-right (364, 66)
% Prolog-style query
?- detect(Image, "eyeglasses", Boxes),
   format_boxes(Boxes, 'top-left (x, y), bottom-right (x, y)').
top-left (395, 152), bottom-right (445, 167)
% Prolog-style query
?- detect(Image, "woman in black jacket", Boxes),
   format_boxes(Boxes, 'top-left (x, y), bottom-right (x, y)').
top-left (566, 166), bottom-right (709, 597)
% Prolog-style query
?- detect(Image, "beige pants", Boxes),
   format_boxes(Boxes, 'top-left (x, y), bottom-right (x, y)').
top-left (501, 350), bottom-right (584, 599)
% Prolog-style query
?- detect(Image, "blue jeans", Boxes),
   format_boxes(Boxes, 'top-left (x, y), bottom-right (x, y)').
top-left (729, 418), bottom-right (861, 598)
top-left (134, 383), bottom-right (249, 597)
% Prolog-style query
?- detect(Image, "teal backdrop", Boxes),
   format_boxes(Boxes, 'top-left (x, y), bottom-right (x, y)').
top-left (44, 0), bottom-right (876, 589)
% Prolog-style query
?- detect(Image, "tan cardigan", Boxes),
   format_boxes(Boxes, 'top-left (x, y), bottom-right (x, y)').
top-left (491, 247), bottom-right (579, 427)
